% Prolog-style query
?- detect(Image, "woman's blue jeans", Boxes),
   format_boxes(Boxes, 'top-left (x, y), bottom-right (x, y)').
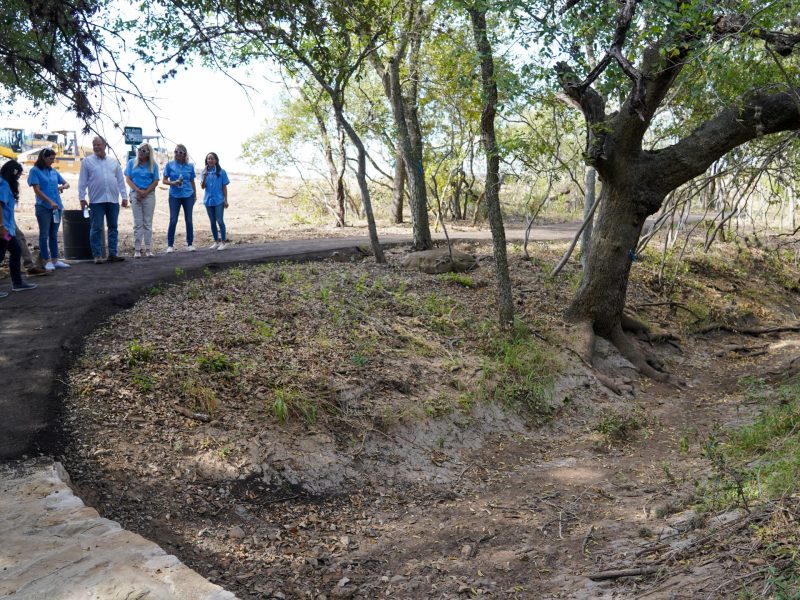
top-left (205, 203), bottom-right (226, 242)
top-left (168, 195), bottom-right (195, 247)
top-left (34, 204), bottom-right (61, 261)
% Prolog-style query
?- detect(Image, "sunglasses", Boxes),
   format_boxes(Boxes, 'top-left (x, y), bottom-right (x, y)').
top-left (174, 150), bottom-right (186, 155)
top-left (138, 149), bottom-right (150, 154)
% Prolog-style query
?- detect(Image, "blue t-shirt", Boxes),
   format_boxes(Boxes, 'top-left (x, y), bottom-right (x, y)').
top-left (125, 159), bottom-right (159, 192)
top-left (0, 179), bottom-right (17, 237)
top-left (202, 168), bottom-right (230, 206)
top-left (164, 160), bottom-right (195, 198)
top-left (27, 166), bottom-right (66, 209)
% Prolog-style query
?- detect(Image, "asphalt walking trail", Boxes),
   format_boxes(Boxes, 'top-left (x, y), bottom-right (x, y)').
top-left (0, 224), bottom-right (578, 599)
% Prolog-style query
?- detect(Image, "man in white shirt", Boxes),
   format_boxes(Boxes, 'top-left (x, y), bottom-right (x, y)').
top-left (78, 137), bottom-right (128, 263)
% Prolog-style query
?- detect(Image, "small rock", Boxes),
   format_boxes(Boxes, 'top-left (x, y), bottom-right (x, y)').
top-left (229, 525), bottom-right (246, 539)
top-left (712, 509), bottom-right (744, 526)
top-left (461, 544), bottom-right (472, 558)
top-left (337, 577), bottom-right (350, 587)
top-left (659, 526), bottom-right (679, 540)
top-left (666, 510), bottom-right (703, 532)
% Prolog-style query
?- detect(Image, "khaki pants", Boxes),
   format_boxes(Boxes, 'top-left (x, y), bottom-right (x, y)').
top-left (131, 191), bottom-right (156, 251)
top-left (14, 229), bottom-right (43, 269)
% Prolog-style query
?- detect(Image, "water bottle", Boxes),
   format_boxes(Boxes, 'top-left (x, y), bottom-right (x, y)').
top-left (53, 209), bottom-right (60, 224)
top-left (83, 206), bottom-right (90, 218)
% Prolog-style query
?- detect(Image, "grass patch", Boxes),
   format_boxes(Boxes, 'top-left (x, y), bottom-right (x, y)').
top-left (476, 321), bottom-right (557, 421)
top-left (126, 339), bottom-right (154, 366)
top-left (593, 407), bottom-right (647, 445)
top-left (700, 377), bottom-right (800, 512)
top-left (197, 346), bottom-right (238, 374)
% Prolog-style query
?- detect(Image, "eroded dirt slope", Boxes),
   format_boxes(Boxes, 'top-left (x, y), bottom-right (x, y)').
top-left (61, 240), bottom-right (800, 599)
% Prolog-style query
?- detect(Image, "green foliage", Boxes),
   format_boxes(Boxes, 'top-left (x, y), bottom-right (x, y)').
top-left (440, 272), bottom-right (476, 287)
top-left (148, 282), bottom-right (166, 296)
top-left (132, 369), bottom-right (154, 393)
top-left (175, 267), bottom-right (185, 278)
top-left (127, 339), bottom-right (154, 366)
top-left (476, 321), bottom-right (557, 420)
top-left (594, 408), bottom-right (647, 445)
top-left (697, 377), bottom-right (800, 513)
top-left (269, 387), bottom-right (317, 425)
top-left (197, 346), bottom-right (237, 374)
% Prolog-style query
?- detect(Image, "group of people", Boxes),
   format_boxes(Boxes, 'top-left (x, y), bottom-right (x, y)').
top-left (0, 136), bottom-right (231, 296)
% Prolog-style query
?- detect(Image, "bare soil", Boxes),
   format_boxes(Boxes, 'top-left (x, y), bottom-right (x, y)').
top-left (54, 216), bottom-right (800, 600)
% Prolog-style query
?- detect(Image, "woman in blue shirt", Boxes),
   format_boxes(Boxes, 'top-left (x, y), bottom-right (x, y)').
top-left (162, 143), bottom-right (197, 252)
top-left (201, 152), bottom-right (230, 250)
top-left (28, 148), bottom-right (70, 271)
top-left (0, 160), bottom-right (37, 296)
top-left (125, 143), bottom-right (160, 258)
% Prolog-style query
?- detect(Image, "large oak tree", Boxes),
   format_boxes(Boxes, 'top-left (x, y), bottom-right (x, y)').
top-left (530, 0), bottom-right (800, 379)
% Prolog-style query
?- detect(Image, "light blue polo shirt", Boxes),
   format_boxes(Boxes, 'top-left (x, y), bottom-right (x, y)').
top-left (27, 166), bottom-right (66, 209)
top-left (202, 168), bottom-right (230, 207)
top-left (0, 179), bottom-right (17, 237)
top-left (164, 160), bottom-right (195, 198)
top-left (125, 159), bottom-right (159, 192)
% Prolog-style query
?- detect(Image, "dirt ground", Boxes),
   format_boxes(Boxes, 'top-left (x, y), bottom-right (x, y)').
top-left (56, 224), bottom-right (800, 600)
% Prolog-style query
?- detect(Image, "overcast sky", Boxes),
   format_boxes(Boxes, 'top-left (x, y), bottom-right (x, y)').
top-left (7, 63), bottom-right (281, 174)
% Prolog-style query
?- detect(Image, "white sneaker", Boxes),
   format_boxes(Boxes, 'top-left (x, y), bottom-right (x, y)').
top-left (187, 245), bottom-right (196, 252)
top-left (134, 250), bottom-right (141, 258)
top-left (209, 242), bottom-right (219, 250)
top-left (166, 246), bottom-right (175, 253)
top-left (53, 260), bottom-right (71, 269)
top-left (44, 262), bottom-right (56, 271)
top-left (146, 249), bottom-right (154, 257)
top-left (217, 242), bottom-right (227, 251)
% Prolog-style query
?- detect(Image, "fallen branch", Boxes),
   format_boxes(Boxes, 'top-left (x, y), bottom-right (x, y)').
top-left (587, 566), bottom-right (660, 581)
top-left (633, 301), bottom-right (703, 321)
top-left (696, 323), bottom-right (800, 335)
top-left (582, 524), bottom-right (595, 556)
top-left (174, 406), bottom-right (212, 422)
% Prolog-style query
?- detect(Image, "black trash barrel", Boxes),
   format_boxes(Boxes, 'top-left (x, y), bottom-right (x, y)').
top-left (63, 209), bottom-right (104, 260)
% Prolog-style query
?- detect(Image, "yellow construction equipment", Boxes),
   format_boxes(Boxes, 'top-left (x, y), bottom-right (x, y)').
top-left (18, 130), bottom-right (89, 174)
top-left (0, 127), bottom-right (32, 160)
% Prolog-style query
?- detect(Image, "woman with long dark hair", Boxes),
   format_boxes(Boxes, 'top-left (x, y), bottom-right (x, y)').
top-left (0, 160), bottom-right (37, 296)
top-left (28, 147), bottom-right (70, 271)
top-left (201, 152), bottom-right (230, 250)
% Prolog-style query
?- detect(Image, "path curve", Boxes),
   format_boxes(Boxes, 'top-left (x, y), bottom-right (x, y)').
top-left (0, 224), bottom-right (579, 460)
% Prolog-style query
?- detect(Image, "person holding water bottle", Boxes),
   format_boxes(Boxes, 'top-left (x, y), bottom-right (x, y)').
top-left (201, 152), bottom-right (230, 250)
top-left (78, 136), bottom-right (128, 264)
top-left (163, 143), bottom-right (197, 252)
top-left (28, 148), bottom-right (70, 271)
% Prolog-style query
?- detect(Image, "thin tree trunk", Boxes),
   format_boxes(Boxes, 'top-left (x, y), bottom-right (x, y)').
top-left (371, 0), bottom-right (433, 250)
top-left (335, 109), bottom-right (386, 263)
top-left (305, 90), bottom-right (346, 227)
top-left (581, 166), bottom-right (596, 268)
top-left (469, 7), bottom-right (513, 326)
top-left (392, 146), bottom-right (405, 224)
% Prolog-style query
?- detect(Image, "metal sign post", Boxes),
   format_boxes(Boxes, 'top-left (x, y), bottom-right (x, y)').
top-left (123, 127), bottom-right (142, 160)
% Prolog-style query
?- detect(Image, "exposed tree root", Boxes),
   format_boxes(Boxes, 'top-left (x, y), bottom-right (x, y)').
top-left (696, 323), bottom-right (800, 336)
top-left (572, 317), bottom-right (684, 387)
